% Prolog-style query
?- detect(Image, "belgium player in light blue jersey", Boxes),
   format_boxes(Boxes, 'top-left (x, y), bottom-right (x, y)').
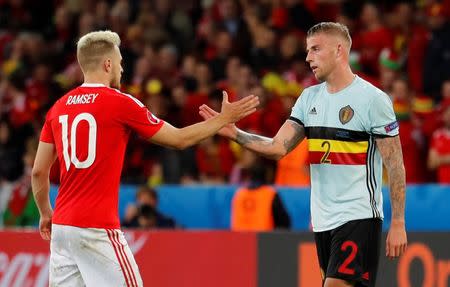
top-left (200, 22), bottom-right (407, 287)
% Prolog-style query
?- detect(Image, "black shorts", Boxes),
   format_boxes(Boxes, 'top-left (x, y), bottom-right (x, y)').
top-left (314, 218), bottom-right (382, 287)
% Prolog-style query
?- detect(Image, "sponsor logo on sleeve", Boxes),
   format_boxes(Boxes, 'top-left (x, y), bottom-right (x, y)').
top-left (384, 121), bottom-right (399, 133)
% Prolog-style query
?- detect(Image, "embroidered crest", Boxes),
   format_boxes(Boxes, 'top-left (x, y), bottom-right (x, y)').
top-left (339, 105), bottom-right (354, 125)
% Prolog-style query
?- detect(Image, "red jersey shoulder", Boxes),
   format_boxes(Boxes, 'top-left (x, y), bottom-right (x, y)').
top-left (110, 88), bottom-right (163, 124)
top-left (107, 87), bottom-right (146, 108)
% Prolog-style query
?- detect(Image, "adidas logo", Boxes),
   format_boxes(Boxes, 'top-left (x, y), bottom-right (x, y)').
top-left (309, 107), bottom-right (317, 115)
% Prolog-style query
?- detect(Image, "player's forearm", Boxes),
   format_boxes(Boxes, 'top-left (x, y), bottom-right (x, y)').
top-left (176, 114), bottom-right (230, 149)
top-left (233, 130), bottom-right (286, 160)
top-left (31, 172), bottom-right (52, 217)
top-left (376, 136), bottom-right (406, 221)
top-left (384, 145), bottom-right (406, 221)
top-left (387, 165), bottom-right (406, 221)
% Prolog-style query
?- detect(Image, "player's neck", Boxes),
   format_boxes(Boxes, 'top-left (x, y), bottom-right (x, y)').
top-left (325, 65), bottom-right (355, 94)
top-left (83, 74), bottom-right (110, 87)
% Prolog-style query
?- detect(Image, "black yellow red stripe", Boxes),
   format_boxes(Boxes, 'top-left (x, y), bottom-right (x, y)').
top-left (309, 151), bottom-right (367, 165)
top-left (305, 127), bottom-right (370, 165)
top-left (308, 139), bottom-right (368, 165)
top-left (308, 139), bottom-right (368, 153)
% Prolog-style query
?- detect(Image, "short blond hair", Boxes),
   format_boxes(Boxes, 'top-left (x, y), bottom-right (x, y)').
top-left (76, 30), bottom-right (121, 73)
top-left (307, 22), bottom-right (352, 48)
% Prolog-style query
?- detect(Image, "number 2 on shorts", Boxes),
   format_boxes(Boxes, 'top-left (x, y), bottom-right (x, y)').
top-left (338, 240), bottom-right (358, 275)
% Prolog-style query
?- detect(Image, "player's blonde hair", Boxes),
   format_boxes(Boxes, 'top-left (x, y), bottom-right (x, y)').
top-left (307, 22), bottom-right (352, 50)
top-left (76, 30), bottom-right (121, 73)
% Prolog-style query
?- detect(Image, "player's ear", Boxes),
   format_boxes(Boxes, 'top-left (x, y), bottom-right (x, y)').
top-left (104, 58), bottom-right (112, 73)
top-left (336, 44), bottom-right (342, 57)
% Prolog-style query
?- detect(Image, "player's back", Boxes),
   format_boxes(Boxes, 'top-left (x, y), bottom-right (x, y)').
top-left (40, 83), bottom-right (163, 228)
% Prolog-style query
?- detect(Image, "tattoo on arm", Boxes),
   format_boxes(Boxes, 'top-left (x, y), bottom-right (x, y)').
top-left (376, 136), bottom-right (406, 220)
top-left (283, 122), bottom-right (305, 153)
top-left (235, 121), bottom-right (305, 159)
top-left (236, 130), bottom-right (273, 146)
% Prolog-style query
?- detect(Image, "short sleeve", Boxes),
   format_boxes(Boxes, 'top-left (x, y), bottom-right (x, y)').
top-left (289, 89), bottom-right (308, 126)
top-left (40, 109), bottom-right (55, 143)
top-left (368, 93), bottom-right (399, 137)
top-left (119, 94), bottom-right (164, 139)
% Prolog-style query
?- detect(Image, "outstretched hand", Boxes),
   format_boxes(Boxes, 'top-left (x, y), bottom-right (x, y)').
top-left (220, 91), bottom-right (259, 122)
top-left (199, 91), bottom-right (259, 138)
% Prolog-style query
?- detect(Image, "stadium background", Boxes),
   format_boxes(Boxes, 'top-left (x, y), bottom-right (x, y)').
top-left (1, 0), bottom-right (450, 286)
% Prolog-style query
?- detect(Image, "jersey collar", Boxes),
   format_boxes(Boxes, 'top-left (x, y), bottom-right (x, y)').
top-left (81, 83), bottom-right (107, 87)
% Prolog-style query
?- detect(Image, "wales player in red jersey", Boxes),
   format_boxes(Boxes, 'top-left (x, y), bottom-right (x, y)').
top-left (32, 30), bottom-right (258, 287)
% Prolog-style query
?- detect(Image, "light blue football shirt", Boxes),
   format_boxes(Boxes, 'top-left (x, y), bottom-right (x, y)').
top-left (289, 75), bottom-right (399, 232)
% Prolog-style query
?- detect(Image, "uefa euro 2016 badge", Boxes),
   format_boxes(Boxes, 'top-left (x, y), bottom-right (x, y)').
top-left (147, 110), bottom-right (161, 125)
top-left (339, 105), bottom-right (354, 125)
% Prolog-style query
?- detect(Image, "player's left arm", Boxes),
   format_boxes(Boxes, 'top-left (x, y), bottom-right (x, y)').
top-left (375, 135), bottom-right (407, 259)
top-left (32, 141), bottom-right (57, 240)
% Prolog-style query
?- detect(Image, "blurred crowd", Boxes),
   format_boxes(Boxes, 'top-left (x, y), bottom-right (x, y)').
top-left (0, 0), bottom-right (450, 226)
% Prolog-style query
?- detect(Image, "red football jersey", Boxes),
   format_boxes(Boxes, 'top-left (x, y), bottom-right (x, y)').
top-left (39, 83), bottom-right (164, 228)
top-left (430, 128), bottom-right (450, 184)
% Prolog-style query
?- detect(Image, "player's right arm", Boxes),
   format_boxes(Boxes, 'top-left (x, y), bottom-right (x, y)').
top-left (199, 104), bottom-right (306, 160)
top-left (150, 92), bottom-right (259, 149)
top-left (32, 141), bottom-right (57, 241)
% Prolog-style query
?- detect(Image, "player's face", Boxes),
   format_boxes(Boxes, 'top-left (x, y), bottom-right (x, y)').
top-left (306, 33), bottom-right (338, 82)
top-left (110, 46), bottom-right (123, 89)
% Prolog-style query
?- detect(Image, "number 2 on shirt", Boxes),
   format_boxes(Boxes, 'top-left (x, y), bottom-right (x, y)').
top-left (320, 141), bottom-right (331, 164)
top-left (59, 113), bottom-right (97, 170)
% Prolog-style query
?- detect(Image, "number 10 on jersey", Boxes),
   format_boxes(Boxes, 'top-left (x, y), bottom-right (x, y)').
top-left (59, 113), bottom-right (97, 170)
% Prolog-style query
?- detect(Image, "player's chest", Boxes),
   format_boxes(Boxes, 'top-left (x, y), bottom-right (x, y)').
top-left (304, 97), bottom-right (366, 131)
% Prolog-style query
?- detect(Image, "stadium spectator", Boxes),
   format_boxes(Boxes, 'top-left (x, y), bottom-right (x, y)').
top-left (182, 61), bottom-right (213, 126)
top-left (353, 2), bottom-right (394, 76)
top-left (0, 117), bottom-right (24, 182)
top-left (231, 164), bottom-right (290, 231)
top-left (196, 135), bottom-right (235, 183)
top-left (378, 48), bottom-right (402, 92)
top-left (423, 2), bottom-right (450, 101)
top-left (123, 185), bottom-right (176, 229)
top-left (428, 104), bottom-right (450, 183)
top-left (209, 30), bottom-right (234, 81)
top-left (229, 148), bottom-right (260, 185)
top-left (390, 78), bottom-right (428, 183)
top-left (389, 2), bottom-right (429, 93)
top-left (2, 138), bottom-right (39, 227)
